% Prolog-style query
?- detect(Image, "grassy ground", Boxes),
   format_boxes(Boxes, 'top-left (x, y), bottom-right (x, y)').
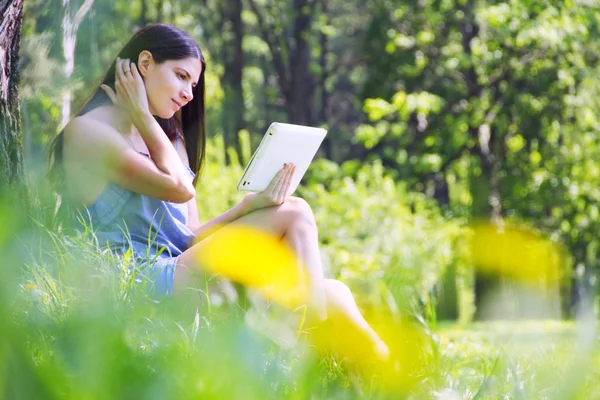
top-left (7, 260), bottom-right (599, 400)
top-left (1, 214), bottom-right (595, 399)
top-left (434, 320), bottom-right (598, 400)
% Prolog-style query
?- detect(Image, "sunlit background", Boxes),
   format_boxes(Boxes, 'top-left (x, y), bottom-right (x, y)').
top-left (1, 0), bottom-right (600, 398)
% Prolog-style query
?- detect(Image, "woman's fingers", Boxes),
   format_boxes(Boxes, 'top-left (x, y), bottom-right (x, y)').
top-left (284, 164), bottom-right (295, 196)
top-left (120, 58), bottom-right (135, 83)
top-left (116, 58), bottom-right (126, 83)
top-left (123, 60), bottom-right (132, 77)
top-left (266, 165), bottom-right (287, 193)
top-left (130, 62), bottom-right (142, 82)
top-left (108, 57), bottom-right (152, 118)
top-left (270, 164), bottom-right (287, 198)
top-left (116, 58), bottom-right (135, 91)
top-left (100, 84), bottom-right (117, 104)
top-left (276, 163), bottom-right (294, 201)
top-left (287, 164), bottom-right (296, 195)
top-left (114, 58), bottom-right (138, 98)
top-left (115, 58), bottom-right (123, 83)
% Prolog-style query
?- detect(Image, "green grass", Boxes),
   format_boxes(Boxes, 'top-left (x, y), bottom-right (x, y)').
top-left (435, 320), bottom-right (599, 399)
top-left (5, 225), bottom-right (598, 400)
top-left (0, 190), bottom-right (595, 399)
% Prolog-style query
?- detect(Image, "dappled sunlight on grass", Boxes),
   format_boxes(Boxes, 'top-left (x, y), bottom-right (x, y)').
top-left (436, 320), bottom-right (598, 399)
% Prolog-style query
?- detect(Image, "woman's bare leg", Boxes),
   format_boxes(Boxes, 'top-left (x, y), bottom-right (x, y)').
top-left (322, 279), bottom-right (389, 360)
top-left (177, 197), bottom-right (325, 311)
top-left (175, 197), bottom-right (387, 358)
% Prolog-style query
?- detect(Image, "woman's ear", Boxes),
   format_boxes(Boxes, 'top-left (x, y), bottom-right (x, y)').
top-left (137, 50), bottom-right (153, 76)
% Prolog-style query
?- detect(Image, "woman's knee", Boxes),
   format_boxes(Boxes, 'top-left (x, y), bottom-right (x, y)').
top-left (324, 279), bottom-right (354, 310)
top-left (326, 279), bottom-right (352, 296)
top-left (282, 196), bottom-right (317, 228)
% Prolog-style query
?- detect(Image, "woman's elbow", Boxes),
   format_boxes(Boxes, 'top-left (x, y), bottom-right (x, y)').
top-left (170, 182), bottom-right (196, 203)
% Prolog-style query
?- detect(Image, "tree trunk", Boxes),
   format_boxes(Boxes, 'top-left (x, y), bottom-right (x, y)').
top-left (155, 0), bottom-right (164, 23)
top-left (168, 0), bottom-right (176, 24)
top-left (0, 0), bottom-right (25, 197)
top-left (247, 0), bottom-right (316, 126)
top-left (288, 0), bottom-right (314, 125)
top-left (139, 0), bottom-right (149, 26)
top-left (470, 140), bottom-right (499, 320)
top-left (458, 0), bottom-right (504, 320)
top-left (221, 0), bottom-right (244, 165)
top-left (318, 0), bottom-right (333, 159)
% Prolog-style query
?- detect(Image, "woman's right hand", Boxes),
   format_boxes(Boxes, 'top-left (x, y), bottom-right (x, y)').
top-left (100, 57), bottom-right (151, 122)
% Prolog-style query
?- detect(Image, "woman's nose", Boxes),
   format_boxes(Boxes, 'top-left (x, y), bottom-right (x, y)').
top-left (182, 88), bottom-right (193, 102)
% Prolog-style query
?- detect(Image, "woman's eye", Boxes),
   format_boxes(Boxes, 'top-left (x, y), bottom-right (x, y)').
top-left (177, 73), bottom-right (186, 80)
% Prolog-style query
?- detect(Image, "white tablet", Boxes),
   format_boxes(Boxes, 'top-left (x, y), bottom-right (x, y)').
top-left (237, 122), bottom-right (327, 194)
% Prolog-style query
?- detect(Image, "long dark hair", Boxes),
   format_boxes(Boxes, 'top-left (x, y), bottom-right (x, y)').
top-left (48, 24), bottom-right (207, 195)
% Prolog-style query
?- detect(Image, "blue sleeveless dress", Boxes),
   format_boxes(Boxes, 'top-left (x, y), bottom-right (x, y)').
top-left (81, 151), bottom-right (196, 297)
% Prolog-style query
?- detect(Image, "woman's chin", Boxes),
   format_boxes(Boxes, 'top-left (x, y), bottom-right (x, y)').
top-left (156, 109), bottom-right (176, 119)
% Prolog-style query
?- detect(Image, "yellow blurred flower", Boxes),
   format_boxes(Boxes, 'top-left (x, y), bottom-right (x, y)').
top-left (309, 311), bottom-right (436, 394)
top-left (470, 222), bottom-right (563, 283)
top-left (198, 224), bottom-right (437, 393)
top-left (198, 225), bottom-right (309, 309)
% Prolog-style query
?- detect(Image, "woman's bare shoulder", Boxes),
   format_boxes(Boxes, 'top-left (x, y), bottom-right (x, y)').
top-left (64, 107), bottom-right (119, 134)
top-left (63, 108), bottom-right (126, 150)
top-left (62, 108), bottom-right (135, 175)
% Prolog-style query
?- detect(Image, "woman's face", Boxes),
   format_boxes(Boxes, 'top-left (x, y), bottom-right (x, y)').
top-left (139, 53), bottom-right (203, 119)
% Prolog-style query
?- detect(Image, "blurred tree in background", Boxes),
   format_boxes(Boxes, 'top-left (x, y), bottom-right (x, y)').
top-left (358, 0), bottom-right (600, 317)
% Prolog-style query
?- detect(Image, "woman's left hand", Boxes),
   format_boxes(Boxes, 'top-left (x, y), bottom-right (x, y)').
top-left (100, 58), bottom-right (151, 122)
top-left (239, 163), bottom-right (296, 216)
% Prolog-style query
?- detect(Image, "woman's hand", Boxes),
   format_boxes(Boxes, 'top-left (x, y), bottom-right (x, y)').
top-left (239, 163), bottom-right (296, 216)
top-left (100, 57), bottom-right (151, 122)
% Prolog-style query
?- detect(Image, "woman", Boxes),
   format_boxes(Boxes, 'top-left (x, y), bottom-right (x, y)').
top-left (48, 24), bottom-right (388, 360)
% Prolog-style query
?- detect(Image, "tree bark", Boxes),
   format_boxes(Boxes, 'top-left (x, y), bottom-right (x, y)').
top-left (0, 0), bottom-right (25, 197)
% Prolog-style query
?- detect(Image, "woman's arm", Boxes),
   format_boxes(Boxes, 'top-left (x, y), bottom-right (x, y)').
top-left (188, 171), bottom-right (295, 242)
top-left (174, 138), bottom-right (247, 241)
top-left (178, 137), bottom-right (296, 242)
top-left (191, 205), bottom-right (247, 242)
top-left (94, 57), bottom-right (195, 202)
top-left (131, 111), bottom-right (194, 197)
top-left (64, 117), bottom-right (195, 203)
